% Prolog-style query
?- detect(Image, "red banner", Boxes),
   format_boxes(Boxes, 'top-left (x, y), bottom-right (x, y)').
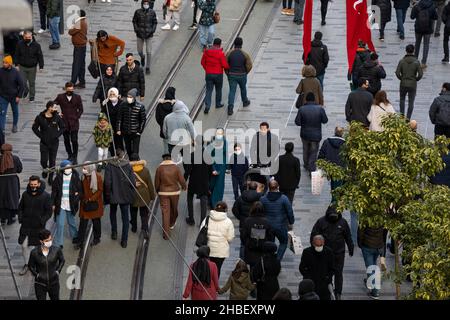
top-left (302, 0), bottom-right (313, 64)
top-left (346, 0), bottom-right (375, 73)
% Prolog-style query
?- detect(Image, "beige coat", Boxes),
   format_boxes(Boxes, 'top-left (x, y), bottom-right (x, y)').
top-left (367, 103), bottom-right (395, 132)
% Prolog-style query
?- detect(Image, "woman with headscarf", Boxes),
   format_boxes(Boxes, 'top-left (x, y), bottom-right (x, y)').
top-left (155, 87), bottom-right (176, 154)
top-left (183, 245), bottom-right (219, 300)
top-left (0, 144), bottom-right (23, 225)
top-left (92, 65), bottom-right (118, 107)
top-left (251, 241), bottom-right (281, 300)
top-left (78, 162), bottom-right (104, 247)
top-left (206, 128), bottom-right (228, 208)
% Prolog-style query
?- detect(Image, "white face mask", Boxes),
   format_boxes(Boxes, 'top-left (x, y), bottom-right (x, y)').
top-left (64, 168), bottom-right (72, 175)
top-left (315, 246), bottom-right (324, 253)
top-left (215, 135), bottom-right (223, 140)
top-left (234, 149), bottom-right (242, 155)
top-left (43, 240), bottom-right (52, 248)
top-left (82, 169), bottom-right (89, 175)
top-left (143, 4), bottom-right (150, 9)
top-left (127, 97), bottom-right (134, 104)
top-left (110, 96), bottom-right (118, 103)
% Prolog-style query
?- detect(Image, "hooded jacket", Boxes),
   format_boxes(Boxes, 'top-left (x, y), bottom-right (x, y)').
top-left (201, 210), bottom-right (235, 258)
top-left (429, 91), bottom-right (450, 127)
top-left (163, 100), bottom-right (196, 145)
top-left (232, 189), bottom-right (263, 226)
top-left (296, 65), bottom-right (324, 105)
top-left (201, 46), bottom-right (230, 75)
top-left (411, 0), bottom-right (438, 34)
top-left (274, 152), bottom-right (301, 191)
top-left (349, 48), bottom-right (371, 80)
top-left (117, 61), bottom-right (145, 97)
top-left (133, 1), bottom-right (158, 39)
top-left (395, 54), bottom-right (423, 89)
top-left (117, 93), bottom-right (146, 135)
top-left (0, 66), bottom-right (25, 101)
top-left (130, 160), bottom-right (156, 207)
top-left (306, 39), bottom-right (329, 76)
top-left (310, 206), bottom-right (354, 255)
top-left (18, 180), bottom-right (52, 246)
top-left (28, 245), bottom-right (65, 287)
top-left (241, 215), bottom-right (274, 266)
top-left (32, 110), bottom-right (65, 146)
top-left (356, 59), bottom-right (386, 95)
top-left (51, 170), bottom-right (82, 215)
top-left (318, 136), bottom-right (345, 168)
top-left (345, 87), bottom-right (373, 127)
top-left (155, 98), bottom-right (175, 138)
top-left (15, 39), bottom-right (44, 69)
top-left (260, 192), bottom-right (295, 230)
top-left (295, 102), bottom-right (329, 142)
top-left (104, 158), bottom-right (136, 205)
top-left (218, 271), bottom-right (255, 300)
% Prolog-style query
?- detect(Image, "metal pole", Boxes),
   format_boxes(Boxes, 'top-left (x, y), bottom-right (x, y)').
top-left (0, 224), bottom-right (22, 300)
top-left (43, 156), bottom-right (119, 173)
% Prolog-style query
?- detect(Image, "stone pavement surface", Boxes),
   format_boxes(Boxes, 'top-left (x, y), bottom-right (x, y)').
top-left (182, 0), bottom-right (446, 300)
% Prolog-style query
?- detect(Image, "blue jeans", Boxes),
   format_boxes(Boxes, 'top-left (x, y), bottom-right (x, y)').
top-left (204, 73), bottom-right (223, 110)
top-left (293, 0), bottom-right (305, 22)
top-left (49, 16), bottom-right (61, 44)
top-left (227, 74), bottom-right (249, 110)
top-left (361, 246), bottom-right (382, 291)
top-left (110, 203), bottom-right (130, 241)
top-left (272, 227), bottom-right (288, 261)
top-left (199, 24), bottom-right (215, 47)
top-left (55, 209), bottom-right (78, 247)
top-left (0, 96), bottom-right (19, 132)
top-left (395, 8), bottom-right (407, 37)
top-left (316, 73), bottom-right (324, 91)
top-left (350, 211), bottom-right (358, 246)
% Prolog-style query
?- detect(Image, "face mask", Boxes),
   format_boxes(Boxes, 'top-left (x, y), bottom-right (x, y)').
top-left (216, 135), bottom-right (223, 140)
top-left (110, 97), bottom-right (118, 103)
top-left (143, 4), bottom-right (150, 9)
top-left (43, 241), bottom-right (52, 248)
top-left (329, 214), bottom-right (339, 222)
top-left (64, 168), bottom-right (72, 175)
top-left (52, 110), bottom-right (58, 115)
top-left (66, 91), bottom-right (73, 96)
top-left (25, 39), bottom-right (32, 44)
top-left (127, 97), bottom-right (134, 104)
top-left (30, 187), bottom-right (38, 192)
top-left (82, 169), bottom-right (89, 175)
top-left (234, 149), bottom-right (242, 155)
top-left (315, 246), bottom-right (324, 253)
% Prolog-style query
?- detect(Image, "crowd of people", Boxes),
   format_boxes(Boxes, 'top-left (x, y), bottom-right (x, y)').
top-left (0, 0), bottom-right (449, 301)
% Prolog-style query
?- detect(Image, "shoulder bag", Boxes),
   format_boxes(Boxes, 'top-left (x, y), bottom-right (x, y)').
top-left (195, 216), bottom-right (210, 247)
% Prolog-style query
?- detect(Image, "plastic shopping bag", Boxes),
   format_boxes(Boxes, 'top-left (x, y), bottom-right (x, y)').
top-left (311, 169), bottom-right (325, 195)
top-left (288, 230), bottom-right (303, 255)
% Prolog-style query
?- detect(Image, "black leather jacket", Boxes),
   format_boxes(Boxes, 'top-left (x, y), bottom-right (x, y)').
top-left (28, 246), bottom-right (65, 286)
top-left (117, 100), bottom-right (146, 134)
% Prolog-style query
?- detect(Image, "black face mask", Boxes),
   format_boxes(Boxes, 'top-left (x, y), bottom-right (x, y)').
top-left (24, 39), bottom-right (32, 44)
top-left (52, 110), bottom-right (58, 115)
top-left (30, 187), bottom-right (38, 192)
top-left (66, 91), bottom-right (73, 96)
top-left (329, 214), bottom-right (339, 222)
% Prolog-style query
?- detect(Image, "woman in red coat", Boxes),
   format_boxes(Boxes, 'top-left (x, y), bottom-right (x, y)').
top-left (183, 245), bottom-right (219, 300)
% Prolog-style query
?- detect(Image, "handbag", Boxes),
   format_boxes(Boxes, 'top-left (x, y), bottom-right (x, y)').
top-left (295, 92), bottom-right (304, 109)
top-left (195, 216), bottom-right (210, 247)
top-left (288, 230), bottom-right (303, 255)
top-left (83, 200), bottom-right (99, 212)
top-left (213, 11), bottom-right (220, 24)
top-left (88, 60), bottom-right (100, 79)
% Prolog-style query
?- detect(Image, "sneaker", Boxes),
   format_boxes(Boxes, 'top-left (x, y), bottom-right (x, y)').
top-left (173, 24), bottom-right (180, 31)
top-left (189, 23), bottom-right (198, 30)
top-left (321, 20), bottom-right (326, 26)
top-left (286, 8), bottom-right (295, 16)
top-left (161, 23), bottom-right (171, 30)
top-left (37, 29), bottom-right (46, 34)
top-left (102, 0), bottom-right (106, 2)
top-left (369, 289), bottom-right (380, 299)
top-left (170, 222), bottom-right (176, 230)
top-left (19, 264), bottom-right (29, 276)
top-left (107, 0), bottom-right (111, 2)
top-left (49, 43), bottom-right (60, 50)
top-left (12, 125), bottom-right (17, 133)
top-left (399, 35), bottom-right (405, 40)
top-left (185, 217), bottom-right (195, 226)
top-left (228, 109), bottom-right (233, 116)
top-left (281, 8), bottom-right (288, 15)
top-left (442, 57), bottom-right (449, 63)
top-left (74, 82), bottom-right (85, 89)
top-left (243, 100), bottom-right (251, 107)
top-left (145, 68), bottom-right (150, 75)
top-left (379, 37), bottom-right (384, 42)
top-left (29, 97), bottom-right (34, 102)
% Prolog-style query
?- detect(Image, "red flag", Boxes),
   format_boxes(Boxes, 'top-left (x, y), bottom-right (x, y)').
top-left (346, 0), bottom-right (375, 73)
top-left (302, 0), bottom-right (313, 64)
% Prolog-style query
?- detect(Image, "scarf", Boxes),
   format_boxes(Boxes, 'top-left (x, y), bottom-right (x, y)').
top-left (84, 164), bottom-right (98, 193)
top-left (0, 144), bottom-right (14, 174)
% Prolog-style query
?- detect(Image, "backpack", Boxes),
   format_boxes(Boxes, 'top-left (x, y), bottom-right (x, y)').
top-left (248, 224), bottom-right (267, 250)
top-left (417, 8), bottom-right (430, 33)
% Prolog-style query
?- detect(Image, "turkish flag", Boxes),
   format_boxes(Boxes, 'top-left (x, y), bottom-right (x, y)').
top-left (302, 0), bottom-right (313, 64)
top-left (346, 0), bottom-right (375, 73)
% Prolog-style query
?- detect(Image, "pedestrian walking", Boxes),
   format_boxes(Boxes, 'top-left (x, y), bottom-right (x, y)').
top-left (411, 0), bottom-right (438, 68)
top-left (129, 153), bottom-right (155, 239)
top-left (395, 44), bottom-right (423, 119)
top-left (218, 260), bottom-right (255, 300)
top-left (92, 30), bottom-right (125, 74)
top-left (367, 91), bottom-right (396, 131)
top-left (198, 0), bottom-right (216, 48)
top-left (296, 65), bottom-right (324, 106)
top-left (93, 65), bottom-right (117, 105)
top-left (15, 30), bottom-right (44, 102)
top-left (348, 41), bottom-right (371, 90)
top-left (250, 122), bottom-right (280, 169)
top-left (0, 144), bottom-right (22, 225)
top-left (54, 82), bottom-right (84, 165)
top-left (201, 38), bottom-right (230, 114)
top-left (161, 0), bottom-right (182, 31)
top-left (225, 37), bottom-right (252, 115)
top-left (18, 176), bottom-right (52, 276)
top-left (117, 53), bottom-right (145, 99)
top-left (46, 0), bottom-right (62, 49)
top-left (28, 229), bottom-right (65, 300)
top-left (260, 180), bottom-right (295, 261)
top-left (101, 87), bottom-right (124, 155)
top-left (37, 0), bottom-right (49, 34)
top-left (206, 128), bottom-right (228, 208)
top-left (93, 112), bottom-right (113, 167)
top-left (433, 0), bottom-right (447, 37)
top-left (163, 100), bottom-right (196, 155)
top-left (373, 0), bottom-right (392, 41)
top-left (299, 234), bottom-right (335, 300)
top-left (274, 142), bottom-right (300, 204)
top-left (250, 241), bottom-right (281, 300)
top-left (68, 10), bottom-right (88, 89)
top-left (345, 78), bottom-right (373, 127)
top-left (298, 279), bottom-right (320, 300)
top-left (183, 245), bottom-right (219, 300)
top-left (295, 92), bottom-right (329, 173)
top-left (393, 0), bottom-right (410, 40)
top-left (442, 1), bottom-right (450, 62)
top-left (104, 149), bottom-right (136, 248)
top-left (0, 55), bottom-right (25, 134)
top-left (305, 31), bottom-right (329, 90)
top-left (155, 87), bottom-right (176, 154)
top-left (227, 143), bottom-right (249, 201)
top-left (155, 153), bottom-right (186, 239)
top-left (356, 52), bottom-right (386, 95)
top-left (116, 88), bottom-right (146, 156)
top-left (429, 82), bottom-right (450, 138)
top-left (201, 201), bottom-right (235, 278)
top-left (320, 0), bottom-right (330, 25)
top-left (189, 0), bottom-right (199, 29)
top-left (293, 0), bottom-right (305, 25)
top-left (133, 0), bottom-right (157, 74)
top-left (32, 101), bottom-right (65, 186)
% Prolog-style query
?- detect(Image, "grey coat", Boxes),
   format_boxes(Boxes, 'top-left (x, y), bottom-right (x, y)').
top-left (163, 100), bottom-right (196, 146)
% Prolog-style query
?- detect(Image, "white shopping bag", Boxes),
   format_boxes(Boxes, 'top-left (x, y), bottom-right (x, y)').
top-left (311, 169), bottom-right (325, 195)
top-left (288, 230), bottom-right (303, 255)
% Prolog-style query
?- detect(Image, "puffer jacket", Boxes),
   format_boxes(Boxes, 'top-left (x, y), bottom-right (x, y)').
top-left (318, 136), bottom-right (345, 168)
top-left (155, 98), bottom-right (175, 138)
top-left (356, 60), bottom-right (386, 95)
top-left (163, 100), bottom-right (196, 145)
top-left (201, 45), bottom-right (230, 75)
top-left (198, 0), bottom-right (216, 26)
top-left (373, 0), bottom-right (392, 24)
top-left (201, 210), bottom-right (235, 258)
top-left (28, 246), bottom-right (65, 287)
top-left (260, 192), bottom-right (294, 230)
top-left (429, 91), bottom-right (450, 126)
top-left (411, 0), bottom-right (438, 34)
top-left (306, 39), bottom-right (329, 76)
top-left (294, 102), bottom-right (329, 142)
top-left (117, 61), bottom-right (145, 97)
top-left (133, 1), bottom-right (158, 39)
top-left (395, 54), bottom-right (423, 89)
top-left (117, 99), bottom-right (146, 134)
top-left (296, 65), bottom-right (324, 105)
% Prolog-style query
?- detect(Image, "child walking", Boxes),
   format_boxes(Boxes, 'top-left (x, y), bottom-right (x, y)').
top-left (218, 260), bottom-right (255, 300)
top-left (93, 112), bottom-right (113, 168)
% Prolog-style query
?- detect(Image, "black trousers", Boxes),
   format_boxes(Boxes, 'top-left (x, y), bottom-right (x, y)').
top-left (187, 191), bottom-right (208, 223)
top-left (321, 0), bottom-right (329, 22)
top-left (435, 124), bottom-right (450, 139)
top-left (192, 0), bottom-right (198, 24)
top-left (280, 189), bottom-right (295, 204)
top-left (123, 133), bottom-right (141, 156)
top-left (40, 142), bottom-right (58, 182)
top-left (0, 208), bottom-right (16, 223)
top-left (333, 252), bottom-right (345, 295)
top-left (35, 282), bottom-right (60, 300)
top-left (109, 133), bottom-right (124, 156)
top-left (130, 206), bottom-right (150, 231)
top-left (71, 46), bottom-right (86, 85)
top-left (210, 257), bottom-right (225, 279)
top-left (444, 28), bottom-right (450, 58)
top-left (78, 217), bottom-right (102, 242)
top-left (37, 0), bottom-right (48, 30)
top-left (63, 130), bottom-right (79, 160)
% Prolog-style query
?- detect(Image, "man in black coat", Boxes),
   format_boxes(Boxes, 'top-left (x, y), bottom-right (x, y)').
top-left (295, 92), bottom-right (329, 173)
top-left (184, 143), bottom-right (212, 226)
top-left (250, 122), bottom-right (280, 173)
top-left (32, 101), bottom-right (65, 185)
top-left (310, 206), bottom-right (353, 300)
top-left (15, 30), bottom-right (44, 102)
top-left (299, 234), bottom-right (335, 300)
top-left (345, 78), bottom-right (373, 127)
top-left (18, 176), bottom-right (52, 276)
top-left (429, 82), bottom-right (450, 138)
top-left (411, 0), bottom-right (438, 67)
top-left (356, 52), bottom-right (386, 95)
top-left (306, 31), bottom-right (329, 90)
top-left (274, 142), bottom-right (300, 203)
top-left (117, 53), bottom-right (146, 99)
top-left (133, 0), bottom-right (158, 74)
top-left (155, 87), bottom-right (176, 154)
top-left (117, 88), bottom-right (146, 156)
